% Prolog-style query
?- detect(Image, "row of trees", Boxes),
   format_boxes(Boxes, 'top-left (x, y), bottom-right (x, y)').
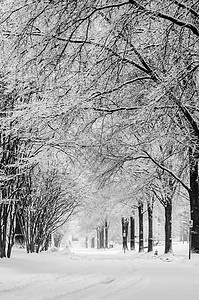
top-left (1, 0), bottom-right (199, 255)
top-left (0, 72), bottom-right (81, 257)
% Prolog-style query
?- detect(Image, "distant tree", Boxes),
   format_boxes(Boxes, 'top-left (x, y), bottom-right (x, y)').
top-left (17, 161), bottom-right (79, 253)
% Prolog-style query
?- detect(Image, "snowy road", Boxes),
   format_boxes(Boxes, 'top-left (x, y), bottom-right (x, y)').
top-left (0, 245), bottom-right (199, 300)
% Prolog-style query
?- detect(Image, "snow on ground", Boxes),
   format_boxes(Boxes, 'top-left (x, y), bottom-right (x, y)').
top-left (0, 242), bottom-right (199, 300)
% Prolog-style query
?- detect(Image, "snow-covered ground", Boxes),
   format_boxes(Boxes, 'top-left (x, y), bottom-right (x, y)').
top-left (0, 242), bottom-right (199, 300)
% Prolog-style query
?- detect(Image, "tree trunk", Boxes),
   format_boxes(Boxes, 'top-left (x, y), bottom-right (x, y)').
top-left (147, 202), bottom-right (153, 252)
top-left (85, 236), bottom-right (89, 248)
top-left (1, 204), bottom-right (8, 258)
top-left (100, 226), bottom-right (104, 248)
top-left (189, 148), bottom-right (199, 252)
top-left (0, 204), bottom-right (6, 258)
top-left (130, 216), bottom-right (135, 250)
top-left (44, 235), bottom-right (50, 251)
top-left (122, 217), bottom-right (129, 252)
top-left (97, 227), bottom-right (100, 249)
top-left (7, 202), bottom-right (16, 258)
top-left (105, 220), bottom-right (108, 248)
top-left (138, 203), bottom-right (144, 252)
top-left (29, 214), bottom-right (35, 253)
top-left (164, 199), bottom-right (172, 253)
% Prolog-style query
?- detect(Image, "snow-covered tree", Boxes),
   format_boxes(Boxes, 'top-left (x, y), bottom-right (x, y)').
top-left (2, 0), bottom-right (199, 253)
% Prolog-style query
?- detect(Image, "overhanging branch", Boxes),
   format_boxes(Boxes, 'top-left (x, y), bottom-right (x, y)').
top-left (90, 76), bottom-right (152, 97)
top-left (143, 150), bottom-right (190, 193)
top-left (129, 0), bottom-right (199, 37)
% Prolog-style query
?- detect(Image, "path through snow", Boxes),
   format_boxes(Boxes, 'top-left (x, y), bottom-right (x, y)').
top-left (0, 243), bottom-right (199, 300)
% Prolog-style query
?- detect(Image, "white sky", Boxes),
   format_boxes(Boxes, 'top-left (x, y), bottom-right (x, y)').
top-left (0, 243), bottom-right (199, 300)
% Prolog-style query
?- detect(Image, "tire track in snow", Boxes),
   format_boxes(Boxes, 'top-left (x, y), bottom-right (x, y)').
top-left (61, 273), bottom-right (149, 300)
top-left (0, 271), bottom-right (149, 300)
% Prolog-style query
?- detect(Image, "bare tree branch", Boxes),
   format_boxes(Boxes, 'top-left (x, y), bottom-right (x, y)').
top-left (173, 0), bottom-right (199, 18)
top-left (129, 0), bottom-right (199, 37)
top-left (143, 150), bottom-right (190, 192)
